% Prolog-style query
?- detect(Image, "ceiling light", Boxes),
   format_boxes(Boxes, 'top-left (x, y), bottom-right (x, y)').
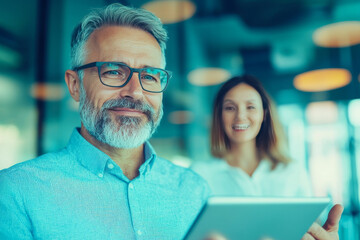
top-left (142, 0), bottom-right (196, 24)
top-left (30, 83), bottom-right (65, 101)
top-left (294, 68), bottom-right (351, 92)
top-left (168, 110), bottom-right (193, 124)
top-left (188, 67), bottom-right (231, 86)
top-left (313, 21), bottom-right (360, 47)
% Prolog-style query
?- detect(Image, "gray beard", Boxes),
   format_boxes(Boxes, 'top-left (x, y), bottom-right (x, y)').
top-left (78, 83), bottom-right (163, 149)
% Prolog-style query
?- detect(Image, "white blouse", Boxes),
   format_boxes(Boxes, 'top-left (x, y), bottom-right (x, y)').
top-left (191, 159), bottom-right (313, 197)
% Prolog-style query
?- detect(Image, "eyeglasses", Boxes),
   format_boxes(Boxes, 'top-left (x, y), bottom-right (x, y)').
top-left (73, 61), bottom-right (172, 93)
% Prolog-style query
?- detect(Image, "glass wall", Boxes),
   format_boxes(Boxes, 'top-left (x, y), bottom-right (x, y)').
top-left (279, 100), bottom-right (360, 239)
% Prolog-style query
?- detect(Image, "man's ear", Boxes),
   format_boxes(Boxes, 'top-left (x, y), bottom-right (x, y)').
top-left (65, 70), bottom-right (81, 102)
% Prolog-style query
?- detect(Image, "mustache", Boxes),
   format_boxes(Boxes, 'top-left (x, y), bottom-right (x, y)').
top-left (101, 98), bottom-right (155, 120)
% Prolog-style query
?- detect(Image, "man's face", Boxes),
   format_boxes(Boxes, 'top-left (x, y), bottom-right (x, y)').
top-left (78, 26), bottom-right (164, 149)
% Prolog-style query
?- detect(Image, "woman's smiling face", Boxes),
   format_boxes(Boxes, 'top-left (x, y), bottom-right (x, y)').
top-left (221, 83), bottom-right (264, 146)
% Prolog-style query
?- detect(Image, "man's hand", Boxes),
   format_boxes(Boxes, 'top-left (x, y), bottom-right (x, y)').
top-left (301, 204), bottom-right (344, 240)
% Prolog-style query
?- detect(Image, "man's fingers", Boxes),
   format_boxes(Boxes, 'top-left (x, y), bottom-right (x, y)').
top-left (306, 222), bottom-right (330, 239)
top-left (323, 204), bottom-right (344, 231)
top-left (301, 232), bottom-right (315, 240)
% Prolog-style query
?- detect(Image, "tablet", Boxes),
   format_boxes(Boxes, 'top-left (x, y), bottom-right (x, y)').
top-left (184, 197), bottom-right (330, 240)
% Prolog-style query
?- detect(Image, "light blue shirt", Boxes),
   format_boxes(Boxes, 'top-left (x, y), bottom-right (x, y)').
top-left (0, 129), bottom-right (210, 240)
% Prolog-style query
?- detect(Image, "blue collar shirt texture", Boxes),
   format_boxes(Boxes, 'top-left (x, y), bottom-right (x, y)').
top-left (0, 128), bottom-right (210, 240)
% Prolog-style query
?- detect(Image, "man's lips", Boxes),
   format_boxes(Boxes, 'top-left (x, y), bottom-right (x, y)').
top-left (108, 107), bottom-right (145, 116)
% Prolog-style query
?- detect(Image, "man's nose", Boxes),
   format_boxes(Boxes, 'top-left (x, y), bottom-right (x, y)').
top-left (118, 73), bottom-right (143, 99)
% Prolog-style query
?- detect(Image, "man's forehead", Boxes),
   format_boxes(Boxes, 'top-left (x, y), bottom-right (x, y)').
top-left (85, 26), bottom-right (163, 67)
top-left (88, 26), bottom-right (160, 50)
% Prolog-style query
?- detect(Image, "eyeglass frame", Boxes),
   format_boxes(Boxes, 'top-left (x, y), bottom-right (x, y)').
top-left (73, 61), bottom-right (172, 93)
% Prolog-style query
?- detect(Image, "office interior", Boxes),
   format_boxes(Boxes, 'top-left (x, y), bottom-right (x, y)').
top-left (0, 0), bottom-right (359, 238)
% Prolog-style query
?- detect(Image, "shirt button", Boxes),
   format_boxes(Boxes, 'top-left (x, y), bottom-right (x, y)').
top-left (98, 173), bottom-right (103, 178)
top-left (107, 163), bottom-right (114, 169)
top-left (129, 183), bottom-right (134, 189)
top-left (136, 229), bottom-right (142, 235)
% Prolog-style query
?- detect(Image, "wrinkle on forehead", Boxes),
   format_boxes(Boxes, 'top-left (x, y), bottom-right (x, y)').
top-left (85, 26), bottom-right (163, 67)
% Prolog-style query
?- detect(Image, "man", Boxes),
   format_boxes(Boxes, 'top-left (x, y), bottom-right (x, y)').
top-left (0, 4), bottom-right (209, 240)
top-left (0, 3), bottom-right (343, 240)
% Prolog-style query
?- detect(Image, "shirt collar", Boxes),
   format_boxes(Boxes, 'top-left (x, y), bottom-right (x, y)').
top-left (66, 128), bottom-right (110, 177)
top-left (66, 128), bottom-right (157, 177)
top-left (138, 141), bottom-right (156, 175)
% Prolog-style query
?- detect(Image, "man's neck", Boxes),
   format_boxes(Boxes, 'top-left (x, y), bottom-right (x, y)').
top-left (80, 126), bottom-right (144, 180)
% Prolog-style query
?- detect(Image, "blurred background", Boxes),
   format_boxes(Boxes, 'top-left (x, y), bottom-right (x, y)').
top-left (0, 0), bottom-right (360, 238)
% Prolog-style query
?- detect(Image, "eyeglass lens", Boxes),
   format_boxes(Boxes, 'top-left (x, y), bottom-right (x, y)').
top-left (99, 62), bottom-right (167, 92)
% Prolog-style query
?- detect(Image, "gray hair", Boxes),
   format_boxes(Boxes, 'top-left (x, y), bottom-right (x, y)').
top-left (70, 3), bottom-right (168, 71)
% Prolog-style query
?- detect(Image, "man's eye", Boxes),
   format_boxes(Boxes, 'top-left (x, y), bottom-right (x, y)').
top-left (142, 74), bottom-right (158, 82)
top-left (106, 70), bottom-right (119, 75)
top-left (103, 70), bottom-right (126, 78)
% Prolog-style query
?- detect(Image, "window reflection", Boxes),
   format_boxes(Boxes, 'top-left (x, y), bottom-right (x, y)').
top-left (279, 100), bottom-right (360, 239)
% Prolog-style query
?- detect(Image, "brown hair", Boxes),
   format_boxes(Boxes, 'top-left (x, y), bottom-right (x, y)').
top-left (211, 74), bottom-right (291, 166)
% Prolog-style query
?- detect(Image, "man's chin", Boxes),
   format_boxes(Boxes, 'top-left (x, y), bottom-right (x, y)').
top-left (104, 128), bottom-right (152, 149)
top-left (111, 122), bottom-right (148, 133)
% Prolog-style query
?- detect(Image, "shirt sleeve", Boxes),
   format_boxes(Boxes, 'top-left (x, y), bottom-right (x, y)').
top-left (188, 164), bottom-right (212, 199)
top-left (189, 162), bottom-right (211, 182)
top-left (0, 172), bottom-right (33, 240)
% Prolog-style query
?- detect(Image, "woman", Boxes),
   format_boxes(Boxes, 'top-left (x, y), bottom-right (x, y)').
top-left (191, 75), bottom-right (312, 197)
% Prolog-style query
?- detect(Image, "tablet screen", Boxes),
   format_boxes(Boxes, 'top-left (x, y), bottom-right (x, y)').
top-left (184, 197), bottom-right (330, 240)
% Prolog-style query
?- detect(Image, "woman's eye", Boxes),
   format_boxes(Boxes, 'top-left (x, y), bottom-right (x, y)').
top-left (247, 105), bottom-right (255, 110)
top-left (224, 106), bottom-right (235, 111)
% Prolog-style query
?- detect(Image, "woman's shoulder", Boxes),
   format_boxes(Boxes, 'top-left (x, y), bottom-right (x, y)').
top-left (190, 158), bottom-right (226, 173)
top-left (271, 160), bottom-right (309, 176)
